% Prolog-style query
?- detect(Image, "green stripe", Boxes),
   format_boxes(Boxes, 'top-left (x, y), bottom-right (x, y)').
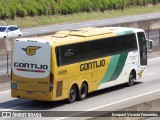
top-left (116, 30), bottom-right (133, 35)
top-left (100, 53), bottom-right (128, 84)
top-left (100, 56), bottom-right (116, 83)
top-left (112, 53), bottom-right (128, 80)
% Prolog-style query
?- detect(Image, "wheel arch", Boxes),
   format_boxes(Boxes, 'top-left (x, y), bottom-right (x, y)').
top-left (70, 82), bottom-right (79, 95)
top-left (81, 80), bottom-right (88, 92)
top-left (130, 69), bottom-right (136, 80)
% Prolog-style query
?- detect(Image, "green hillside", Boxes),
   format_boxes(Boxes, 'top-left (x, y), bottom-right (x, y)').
top-left (0, 0), bottom-right (160, 20)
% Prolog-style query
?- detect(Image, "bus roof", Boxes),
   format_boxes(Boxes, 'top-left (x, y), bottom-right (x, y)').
top-left (16, 27), bottom-right (144, 45)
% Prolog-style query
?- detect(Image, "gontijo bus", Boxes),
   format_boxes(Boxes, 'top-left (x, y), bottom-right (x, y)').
top-left (11, 27), bottom-right (153, 103)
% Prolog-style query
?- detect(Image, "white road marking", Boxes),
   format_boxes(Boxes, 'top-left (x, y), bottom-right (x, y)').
top-left (40, 29), bottom-right (52, 32)
top-left (148, 57), bottom-right (160, 61)
top-left (0, 60), bottom-right (11, 64)
top-left (148, 15), bottom-right (157, 17)
top-left (0, 70), bottom-right (7, 73)
top-left (87, 89), bottom-right (160, 111)
top-left (80, 24), bottom-right (91, 27)
top-left (149, 34), bottom-right (159, 37)
top-left (21, 31), bottom-right (30, 34)
top-left (97, 22), bottom-right (109, 25)
top-left (62, 27), bottom-right (72, 29)
top-left (0, 61), bottom-right (7, 64)
top-left (102, 21), bottom-right (109, 24)
top-left (55, 89), bottom-right (160, 120)
top-left (117, 19), bottom-right (124, 22)
top-left (132, 17), bottom-right (141, 20)
top-left (146, 72), bottom-right (155, 76)
top-left (0, 90), bottom-right (10, 94)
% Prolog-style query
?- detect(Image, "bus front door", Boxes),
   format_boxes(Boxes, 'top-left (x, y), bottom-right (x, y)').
top-left (137, 32), bottom-right (147, 78)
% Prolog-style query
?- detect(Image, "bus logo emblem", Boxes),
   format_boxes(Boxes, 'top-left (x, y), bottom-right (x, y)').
top-left (22, 46), bottom-right (41, 56)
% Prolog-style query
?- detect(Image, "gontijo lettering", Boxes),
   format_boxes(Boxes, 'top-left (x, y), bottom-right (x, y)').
top-left (80, 59), bottom-right (105, 71)
top-left (14, 62), bottom-right (48, 70)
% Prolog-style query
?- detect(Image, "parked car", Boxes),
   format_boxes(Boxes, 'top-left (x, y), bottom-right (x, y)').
top-left (0, 25), bottom-right (22, 39)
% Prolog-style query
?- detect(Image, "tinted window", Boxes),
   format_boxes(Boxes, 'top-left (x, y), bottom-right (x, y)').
top-left (114, 34), bottom-right (137, 54)
top-left (7, 27), bottom-right (12, 31)
top-left (7, 27), bottom-right (18, 31)
top-left (0, 27), bottom-right (7, 32)
top-left (56, 33), bottom-right (137, 66)
top-left (7, 27), bottom-right (13, 31)
top-left (137, 32), bottom-right (147, 66)
top-left (12, 27), bottom-right (18, 31)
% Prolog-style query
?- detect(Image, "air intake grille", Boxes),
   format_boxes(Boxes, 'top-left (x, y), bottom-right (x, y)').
top-left (56, 81), bottom-right (63, 97)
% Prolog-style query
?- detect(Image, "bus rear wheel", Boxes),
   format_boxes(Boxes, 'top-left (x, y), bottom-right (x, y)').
top-left (128, 72), bottom-right (135, 86)
top-left (68, 85), bottom-right (77, 103)
top-left (78, 83), bottom-right (88, 101)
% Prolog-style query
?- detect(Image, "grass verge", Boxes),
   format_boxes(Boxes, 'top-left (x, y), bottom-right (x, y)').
top-left (0, 4), bottom-right (160, 28)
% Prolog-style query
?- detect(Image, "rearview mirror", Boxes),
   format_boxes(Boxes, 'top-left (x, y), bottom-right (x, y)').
top-left (146, 39), bottom-right (153, 52)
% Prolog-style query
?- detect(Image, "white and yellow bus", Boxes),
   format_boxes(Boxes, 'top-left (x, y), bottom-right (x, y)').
top-left (11, 27), bottom-right (153, 103)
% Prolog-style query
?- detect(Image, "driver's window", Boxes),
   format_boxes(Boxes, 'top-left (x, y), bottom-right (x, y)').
top-left (137, 32), bottom-right (147, 66)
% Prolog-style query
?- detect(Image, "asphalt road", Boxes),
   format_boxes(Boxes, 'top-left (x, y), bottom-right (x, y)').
top-left (0, 53), bottom-right (160, 120)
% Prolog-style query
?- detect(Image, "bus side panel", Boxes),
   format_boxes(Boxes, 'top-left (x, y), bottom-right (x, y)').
top-left (115, 51), bottom-right (139, 85)
top-left (53, 56), bottom-right (112, 100)
top-left (53, 63), bottom-right (79, 100)
top-left (53, 66), bottom-right (93, 100)
top-left (78, 56), bottom-right (112, 92)
top-left (53, 52), bottom-right (146, 100)
top-left (97, 52), bottom-right (129, 89)
top-left (97, 50), bottom-right (146, 90)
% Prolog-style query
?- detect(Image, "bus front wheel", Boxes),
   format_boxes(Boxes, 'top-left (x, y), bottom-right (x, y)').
top-left (78, 83), bottom-right (88, 101)
top-left (128, 72), bottom-right (135, 86)
top-left (68, 85), bottom-right (77, 103)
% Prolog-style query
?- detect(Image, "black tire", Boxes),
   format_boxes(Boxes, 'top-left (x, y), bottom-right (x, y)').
top-left (78, 83), bottom-right (88, 101)
top-left (3, 36), bottom-right (6, 38)
top-left (68, 85), bottom-right (77, 103)
top-left (128, 72), bottom-right (135, 86)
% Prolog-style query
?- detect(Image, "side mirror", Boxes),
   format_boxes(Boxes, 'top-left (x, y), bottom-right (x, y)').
top-left (146, 39), bottom-right (153, 52)
top-left (6, 30), bottom-right (10, 32)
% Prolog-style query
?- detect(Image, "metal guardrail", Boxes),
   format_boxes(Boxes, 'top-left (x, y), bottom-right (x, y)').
top-left (0, 53), bottom-right (11, 76)
top-left (0, 37), bottom-right (14, 75)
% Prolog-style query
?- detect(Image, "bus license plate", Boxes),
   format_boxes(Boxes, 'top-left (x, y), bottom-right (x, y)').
top-left (11, 83), bottom-right (17, 89)
top-left (26, 91), bottom-right (33, 95)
